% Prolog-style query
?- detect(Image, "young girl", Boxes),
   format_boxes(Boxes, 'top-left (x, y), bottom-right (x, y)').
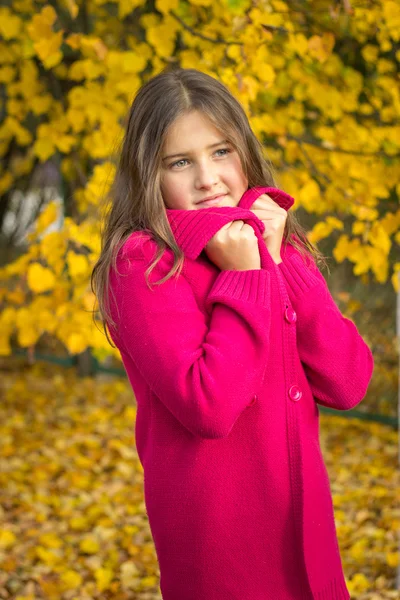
top-left (91, 68), bottom-right (374, 600)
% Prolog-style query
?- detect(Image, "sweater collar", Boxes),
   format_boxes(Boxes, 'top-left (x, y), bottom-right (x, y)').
top-left (165, 187), bottom-right (295, 261)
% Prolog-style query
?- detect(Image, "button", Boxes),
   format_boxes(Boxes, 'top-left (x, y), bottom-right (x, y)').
top-left (288, 385), bottom-right (302, 402)
top-left (284, 306), bottom-right (297, 323)
top-left (248, 394), bottom-right (258, 406)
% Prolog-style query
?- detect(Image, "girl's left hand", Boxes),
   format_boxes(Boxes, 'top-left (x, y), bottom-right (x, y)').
top-left (249, 194), bottom-right (288, 264)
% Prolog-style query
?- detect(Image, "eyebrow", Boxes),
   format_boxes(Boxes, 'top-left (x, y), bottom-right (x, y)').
top-left (162, 139), bottom-right (229, 161)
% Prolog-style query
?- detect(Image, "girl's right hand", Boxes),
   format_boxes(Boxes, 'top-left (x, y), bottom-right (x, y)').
top-left (204, 220), bottom-right (261, 271)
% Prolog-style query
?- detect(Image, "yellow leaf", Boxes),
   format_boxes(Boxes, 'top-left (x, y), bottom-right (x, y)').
top-left (353, 254), bottom-right (370, 276)
top-left (65, 33), bottom-right (81, 49)
top-left (17, 326), bottom-right (39, 347)
top-left (0, 172), bottom-right (13, 195)
top-left (81, 36), bottom-right (108, 60)
top-left (27, 5), bottom-right (58, 41)
top-left (30, 94), bottom-right (53, 116)
top-left (7, 288), bottom-right (24, 305)
top-left (55, 134), bottom-right (75, 153)
top-left (289, 33), bottom-right (308, 56)
top-left (63, 0), bottom-right (79, 19)
top-left (40, 231), bottom-right (67, 263)
top-left (60, 569), bottom-right (83, 589)
top-left (381, 210), bottom-right (400, 236)
top-left (17, 129), bottom-right (33, 147)
top-left (27, 263), bottom-right (56, 293)
top-left (367, 223), bottom-right (391, 255)
top-left (308, 33), bottom-right (335, 62)
top-left (352, 221), bottom-right (366, 235)
top-left (36, 201), bottom-right (59, 235)
top-left (392, 270), bottom-right (400, 292)
top-left (94, 567), bottom-right (114, 592)
top-left (141, 575), bottom-right (158, 587)
top-left (35, 546), bottom-right (59, 566)
top-left (325, 216), bottom-right (343, 230)
top-left (117, 0), bottom-right (145, 18)
top-left (0, 530), bottom-right (16, 548)
top-left (386, 551), bottom-right (399, 566)
top-left (39, 533), bottom-right (63, 548)
top-left (383, 1), bottom-right (400, 28)
top-left (33, 137), bottom-right (55, 162)
top-left (352, 205), bottom-right (379, 221)
top-left (69, 516), bottom-right (88, 530)
top-left (0, 336), bottom-right (12, 356)
top-left (120, 560), bottom-right (140, 590)
top-left (80, 536), bottom-right (100, 554)
top-left (257, 63), bottom-right (275, 84)
top-left (121, 51), bottom-right (147, 74)
top-left (146, 24), bottom-right (175, 57)
top-left (0, 9), bottom-right (22, 40)
top-left (347, 573), bottom-right (370, 593)
top-left (67, 251), bottom-right (89, 279)
top-left (0, 65), bottom-right (16, 83)
top-left (309, 222), bottom-right (331, 243)
top-left (361, 44), bottom-right (379, 63)
top-left (298, 179), bottom-right (322, 212)
top-left (333, 234), bottom-right (350, 263)
top-left (155, 0), bottom-right (179, 15)
top-left (66, 333), bottom-right (87, 354)
top-left (34, 31), bottom-right (64, 66)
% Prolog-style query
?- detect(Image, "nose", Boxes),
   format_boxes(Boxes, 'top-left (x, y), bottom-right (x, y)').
top-left (194, 160), bottom-right (219, 189)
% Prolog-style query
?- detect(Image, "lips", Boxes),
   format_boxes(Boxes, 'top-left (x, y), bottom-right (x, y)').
top-left (197, 194), bottom-right (227, 206)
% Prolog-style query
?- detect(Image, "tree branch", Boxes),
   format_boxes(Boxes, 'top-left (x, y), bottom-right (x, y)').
top-left (285, 134), bottom-right (399, 159)
top-left (170, 10), bottom-right (288, 46)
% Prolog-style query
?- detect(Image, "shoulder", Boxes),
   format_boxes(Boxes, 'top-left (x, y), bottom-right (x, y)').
top-left (282, 234), bottom-right (318, 270)
top-left (118, 231), bottom-right (156, 261)
top-left (115, 231), bottom-right (177, 282)
top-left (118, 231), bottom-right (173, 264)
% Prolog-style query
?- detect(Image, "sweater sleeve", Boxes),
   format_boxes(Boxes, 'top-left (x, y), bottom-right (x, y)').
top-left (278, 249), bottom-right (374, 411)
top-left (108, 236), bottom-right (272, 439)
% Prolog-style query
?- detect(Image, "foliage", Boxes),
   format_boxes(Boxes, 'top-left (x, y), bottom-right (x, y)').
top-left (0, 0), bottom-right (399, 360)
top-left (0, 359), bottom-right (398, 599)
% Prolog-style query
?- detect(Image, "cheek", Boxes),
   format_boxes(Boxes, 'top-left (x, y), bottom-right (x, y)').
top-left (228, 155), bottom-right (247, 180)
top-left (160, 173), bottom-right (189, 205)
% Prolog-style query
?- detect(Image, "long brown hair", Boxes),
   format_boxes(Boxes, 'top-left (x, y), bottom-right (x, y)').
top-left (91, 67), bottom-right (328, 348)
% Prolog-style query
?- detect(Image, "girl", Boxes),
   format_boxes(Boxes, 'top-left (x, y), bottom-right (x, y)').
top-left (91, 68), bottom-right (374, 600)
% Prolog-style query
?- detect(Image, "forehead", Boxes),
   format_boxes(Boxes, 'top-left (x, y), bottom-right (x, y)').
top-left (163, 111), bottom-right (223, 149)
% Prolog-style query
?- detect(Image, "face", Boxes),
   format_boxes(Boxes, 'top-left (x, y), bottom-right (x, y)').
top-left (160, 110), bottom-right (248, 210)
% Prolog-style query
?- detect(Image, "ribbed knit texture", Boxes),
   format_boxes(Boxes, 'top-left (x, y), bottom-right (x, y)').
top-left (108, 186), bottom-right (374, 599)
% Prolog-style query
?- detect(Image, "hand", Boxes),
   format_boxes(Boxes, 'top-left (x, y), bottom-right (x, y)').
top-left (249, 193), bottom-right (288, 264)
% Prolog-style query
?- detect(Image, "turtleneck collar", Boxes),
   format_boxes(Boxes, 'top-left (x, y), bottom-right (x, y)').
top-left (165, 186), bottom-right (295, 261)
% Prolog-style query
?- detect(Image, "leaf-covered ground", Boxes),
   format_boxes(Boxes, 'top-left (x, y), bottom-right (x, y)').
top-left (0, 359), bottom-right (398, 600)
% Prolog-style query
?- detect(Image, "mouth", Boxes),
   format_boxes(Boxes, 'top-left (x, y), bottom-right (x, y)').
top-left (196, 194), bottom-right (227, 206)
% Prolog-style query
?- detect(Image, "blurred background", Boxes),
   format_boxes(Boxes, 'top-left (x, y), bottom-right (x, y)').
top-left (0, 0), bottom-right (399, 598)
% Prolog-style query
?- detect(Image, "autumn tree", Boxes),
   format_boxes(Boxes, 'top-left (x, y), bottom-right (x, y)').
top-left (0, 0), bottom-right (399, 360)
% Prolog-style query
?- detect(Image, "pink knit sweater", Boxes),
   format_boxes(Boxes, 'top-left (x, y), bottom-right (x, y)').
top-left (108, 186), bottom-right (374, 600)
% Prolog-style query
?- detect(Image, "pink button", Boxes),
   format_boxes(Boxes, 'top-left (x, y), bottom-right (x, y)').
top-left (288, 385), bottom-right (302, 402)
top-left (284, 307), bottom-right (297, 323)
top-left (248, 394), bottom-right (258, 406)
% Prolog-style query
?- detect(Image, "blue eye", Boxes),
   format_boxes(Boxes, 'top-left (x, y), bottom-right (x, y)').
top-left (215, 148), bottom-right (230, 156)
top-left (170, 148), bottom-right (231, 169)
top-left (171, 158), bottom-right (188, 168)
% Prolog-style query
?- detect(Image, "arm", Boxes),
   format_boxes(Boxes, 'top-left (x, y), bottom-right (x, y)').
top-left (109, 235), bottom-right (272, 439)
top-left (278, 247), bottom-right (374, 411)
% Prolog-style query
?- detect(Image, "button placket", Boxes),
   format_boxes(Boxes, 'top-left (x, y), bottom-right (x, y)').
top-left (284, 305), bottom-right (297, 324)
top-left (282, 304), bottom-right (302, 401)
top-left (288, 385), bottom-right (302, 402)
top-left (248, 394), bottom-right (258, 407)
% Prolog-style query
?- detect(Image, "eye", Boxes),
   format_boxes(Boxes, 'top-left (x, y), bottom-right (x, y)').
top-left (171, 158), bottom-right (189, 168)
top-left (170, 147), bottom-right (232, 169)
top-left (215, 148), bottom-right (230, 157)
